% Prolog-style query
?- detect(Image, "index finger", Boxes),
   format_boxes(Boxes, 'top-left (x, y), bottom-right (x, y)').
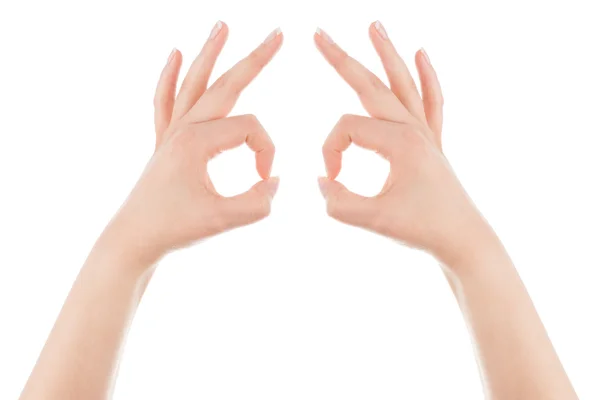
top-left (323, 114), bottom-right (400, 179)
top-left (199, 114), bottom-right (275, 180)
top-left (188, 28), bottom-right (284, 122)
top-left (314, 28), bottom-right (412, 123)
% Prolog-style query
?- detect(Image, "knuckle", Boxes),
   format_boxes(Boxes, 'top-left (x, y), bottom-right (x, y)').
top-left (339, 113), bottom-right (356, 124)
top-left (409, 78), bottom-right (419, 92)
top-left (322, 140), bottom-right (334, 156)
top-left (248, 50), bottom-right (267, 68)
top-left (368, 74), bottom-right (386, 92)
top-left (241, 113), bottom-right (259, 127)
top-left (266, 140), bottom-right (275, 154)
top-left (401, 128), bottom-right (427, 153)
top-left (171, 127), bottom-right (194, 151)
top-left (211, 75), bottom-right (229, 91)
top-left (338, 114), bottom-right (359, 130)
top-left (331, 50), bottom-right (349, 70)
top-left (212, 74), bottom-right (242, 97)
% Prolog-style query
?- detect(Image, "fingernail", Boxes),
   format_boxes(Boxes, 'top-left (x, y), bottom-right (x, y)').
top-left (265, 177), bottom-right (280, 198)
top-left (316, 27), bottom-right (334, 44)
top-left (421, 48), bottom-right (431, 65)
top-left (167, 48), bottom-right (176, 64)
top-left (208, 20), bottom-right (223, 40)
top-left (318, 177), bottom-right (329, 197)
top-left (263, 27), bottom-right (282, 44)
top-left (374, 20), bottom-right (388, 40)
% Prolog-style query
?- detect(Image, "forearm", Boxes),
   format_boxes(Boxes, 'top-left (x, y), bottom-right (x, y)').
top-left (20, 225), bottom-right (154, 400)
top-left (443, 229), bottom-right (577, 399)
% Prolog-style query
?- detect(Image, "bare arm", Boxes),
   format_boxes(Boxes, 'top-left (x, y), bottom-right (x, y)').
top-left (443, 230), bottom-right (576, 399)
top-left (19, 228), bottom-right (154, 399)
top-left (20, 22), bottom-right (283, 400)
top-left (314, 21), bottom-right (577, 399)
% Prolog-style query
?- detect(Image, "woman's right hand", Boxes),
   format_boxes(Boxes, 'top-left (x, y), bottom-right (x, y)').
top-left (315, 22), bottom-right (494, 267)
top-left (105, 22), bottom-right (283, 268)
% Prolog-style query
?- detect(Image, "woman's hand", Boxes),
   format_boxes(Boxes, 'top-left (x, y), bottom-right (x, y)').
top-left (315, 22), bottom-right (490, 266)
top-left (315, 24), bottom-right (579, 400)
top-left (110, 22), bottom-right (283, 266)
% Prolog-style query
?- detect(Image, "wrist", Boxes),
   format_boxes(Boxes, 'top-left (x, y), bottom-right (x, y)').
top-left (91, 216), bottom-right (164, 278)
top-left (434, 217), bottom-right (509, 278)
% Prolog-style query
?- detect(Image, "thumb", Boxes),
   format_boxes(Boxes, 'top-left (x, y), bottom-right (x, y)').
top-left (318, 177), bottom-right (379, 228)
top-left (218, 176), bottom-right (280, 228)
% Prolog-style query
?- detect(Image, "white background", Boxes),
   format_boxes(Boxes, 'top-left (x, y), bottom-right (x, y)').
top-left (1, 0), bottom-right (599, 398)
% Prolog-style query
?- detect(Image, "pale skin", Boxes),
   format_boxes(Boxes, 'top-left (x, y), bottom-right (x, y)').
top-left (19, 20), bottom-right (576, 400)
top-left (19, 21), bottom-right (282, 400)
top-left (315, 21), bottom-right (578, 400)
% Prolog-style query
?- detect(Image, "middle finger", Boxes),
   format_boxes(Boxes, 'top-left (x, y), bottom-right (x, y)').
top-left (314, 27), bottom-right (413, 124)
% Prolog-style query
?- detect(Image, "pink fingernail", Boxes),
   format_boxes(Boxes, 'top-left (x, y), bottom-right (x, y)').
top-left (263, 27), bottom-right (282, 44)
top-left (317, 177), bottom-right (328, 197)
top-left (316, 27), bottom-right (334, 44)
top-left (374, 20), bottom-right (388, 40)
top-left (209, 20), bottom-right (223, 40)
top-left (167, 48), bottom-right (176, 64)
top-left (421, 48), bottom-right (431, 65)
top-left (266, 177), bottom-right (280, 198)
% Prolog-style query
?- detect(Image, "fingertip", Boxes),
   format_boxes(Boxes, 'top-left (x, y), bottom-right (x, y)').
top-left (271, 34), bottom-right (284, 54)
top-left (219, 177), bottom-right (279, 227)
top-left (257, 168), bottom-right (271, 181)
top-left (171, 49), bottom-right (183, 68)
top-left (416, 48), bottom-right (433, 69)
top-left (322, 149), bottom-right (341, 180)
top-left (262, 27), bottom-right (284, 51)
top-left (256, 150), bottom-right (275, 180)
top-left (166, 48), bottom-right (177, 65)
top-left (160, 49), bottom-right (182, 86)
top-left (162, 48), bottom-right (182, 74)
top-left (313, 33), bottom-right (325, 56)
top-left (326, 165), bottom-right (340, 180)
top-left (208, 20), bottom-right (229, 42)
top-left (371, 20), bottom-right (388, 41)
top-left (220, 20), bottom-right (229, 34)
top-left (315, 27), bottom-right (335, 46)
top-left (368, 23), bottom-right (378, 40)
top-left (264, 176), bottom-right (280, 199)
top-left (317, 177), bottom-right (330, 198)
top-left (216, 22), bottom-right (230, 47)
top-left (248, 176), bottom-right (279, 211)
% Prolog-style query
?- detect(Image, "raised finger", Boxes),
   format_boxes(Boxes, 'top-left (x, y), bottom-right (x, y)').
top-left (314, 27), bottom-right (412, 123)
top-left (171, 21), bottom-right (229, 121)
top-left (369, 21), bottom-right (427, 123)
top-left (154, 48), bottom-right (182, 146)
top-left (416, 48), bottom-right (444, 148)
top-left (188, 28), bottom-right (283, 122)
